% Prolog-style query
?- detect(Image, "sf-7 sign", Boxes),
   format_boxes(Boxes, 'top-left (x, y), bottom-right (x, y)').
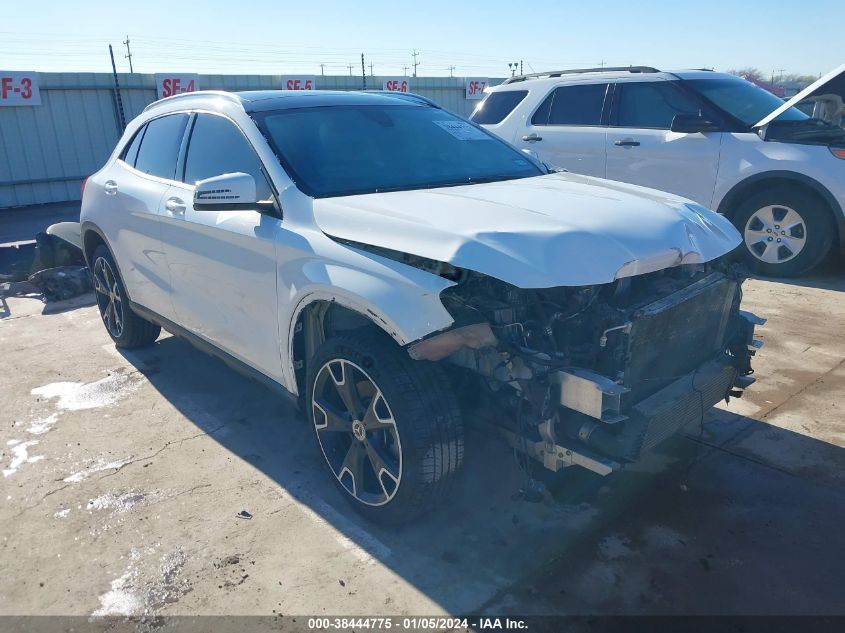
top-left (0, 72), bottom-right (41, 106)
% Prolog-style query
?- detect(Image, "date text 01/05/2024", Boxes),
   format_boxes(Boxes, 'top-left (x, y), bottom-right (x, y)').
top-left (306, 617), bottom-right (528, 630)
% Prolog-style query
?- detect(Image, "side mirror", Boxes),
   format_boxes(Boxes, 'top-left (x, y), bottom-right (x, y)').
top-left (193, 172), bottom-right (257, 211)
top-left (670, 114), bottom-right (719, 134)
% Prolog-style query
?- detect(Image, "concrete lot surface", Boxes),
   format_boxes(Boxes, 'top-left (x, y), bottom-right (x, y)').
top-left (0, 262), bottom-right (843, 617)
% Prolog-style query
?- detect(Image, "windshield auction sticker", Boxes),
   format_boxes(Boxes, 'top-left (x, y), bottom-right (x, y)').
top-left (433, 120), bottom-right (491, 140)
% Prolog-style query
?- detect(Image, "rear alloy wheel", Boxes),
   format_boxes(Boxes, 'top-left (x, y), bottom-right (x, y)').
top-left (91, 245), bottom-right (161, 348)
top-left (733, 187), bottom-right (834, 277)
top-left (92, 256), bottom-right (125, 339)
top-left (306, 334), bottom-right (464, 524)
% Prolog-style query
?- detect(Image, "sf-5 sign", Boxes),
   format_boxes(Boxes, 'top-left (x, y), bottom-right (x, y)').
top-left (155, 74), bottom-right (200, 99)
top-left (282, 76), bottom-right (316, 90)
top-left (0, 72), bottom-right (41, 106)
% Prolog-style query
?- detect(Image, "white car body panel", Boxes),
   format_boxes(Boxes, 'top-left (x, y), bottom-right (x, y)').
top-left (81, 90), bottom-right (744, 400)
top-left (313, 172), bottom-right (740, 288)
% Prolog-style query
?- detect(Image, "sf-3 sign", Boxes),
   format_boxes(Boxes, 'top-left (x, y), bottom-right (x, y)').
top-left (0, 71), bottom-right (41, 106)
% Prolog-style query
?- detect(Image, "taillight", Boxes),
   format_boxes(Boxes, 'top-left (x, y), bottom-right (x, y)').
top-left (831, 147), bottom-right (845, 160)
top-left (81, 177), bottom-right (90, 198)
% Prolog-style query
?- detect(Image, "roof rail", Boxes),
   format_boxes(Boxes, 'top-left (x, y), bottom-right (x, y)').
top-left (502, 66), bottom-right (661, 85)
top-left (143, 90), bottom-right (243, 112)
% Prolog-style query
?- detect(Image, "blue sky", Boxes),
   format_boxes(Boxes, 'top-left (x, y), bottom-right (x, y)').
top-left (1, 0), bottom-right (841, 77)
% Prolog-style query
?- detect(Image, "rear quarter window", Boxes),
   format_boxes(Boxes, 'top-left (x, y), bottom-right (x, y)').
top-left (133, 114), bottom-right (190, 180)
top-left (470, 90), bottom-right (528, 124)
top-left (120, 126), bottom-right (146, 166)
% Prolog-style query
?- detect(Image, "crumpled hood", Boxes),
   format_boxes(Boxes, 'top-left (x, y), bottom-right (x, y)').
top-left (313, 172), bottom-right (741, 288)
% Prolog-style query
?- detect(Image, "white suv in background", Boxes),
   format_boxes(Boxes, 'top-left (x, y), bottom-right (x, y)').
top-left (472, 65), bottom-right (845, 277)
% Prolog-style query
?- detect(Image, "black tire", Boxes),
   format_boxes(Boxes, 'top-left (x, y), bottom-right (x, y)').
top-left (91, 244), bottom-right (161, 348)
top-left (731, 186), bottom-right (835, 277)
top-left (305, 333), bottom-right (464, 524)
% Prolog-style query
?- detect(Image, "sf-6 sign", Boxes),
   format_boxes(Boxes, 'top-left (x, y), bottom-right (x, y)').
top-left (0, 71), bottom-right (41, 106)
top-left (155, 74), bottom-right (200, 99)
top-left (282, 76), bottom-right (316, 90)
top-left (465, 78), bottom-right (488, 100)
top-left (383, 77), bottom-right (410, 93)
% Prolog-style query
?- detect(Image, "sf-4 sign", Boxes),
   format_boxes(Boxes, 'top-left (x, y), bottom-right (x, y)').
top-left (0, 72), bottom-right (41, 106)
top-left (383, 78), bottom-right (410, 93)
top-left (282, 76), bottom-right (316, 90)
top-left (465, 78), bottom-right (488, 100)
top-left (155, 74), bottom-right (200, 99)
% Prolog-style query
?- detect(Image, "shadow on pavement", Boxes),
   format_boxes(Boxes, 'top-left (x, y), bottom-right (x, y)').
top-left (114, 331), bottom-right (845, 615)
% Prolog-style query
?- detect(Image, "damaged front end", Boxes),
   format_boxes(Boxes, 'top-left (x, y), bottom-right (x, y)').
top-left (408, 259), bottom-right (764, 477)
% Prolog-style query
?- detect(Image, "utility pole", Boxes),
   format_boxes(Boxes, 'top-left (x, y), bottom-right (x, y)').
top-left (403, 65), bottom-right (409, 76)
top-left (320, 63), bottom-right (325, 76)
top-left (361, 53), bottom-right (367, 90)
top-left (347, 64), bottom-right (353, 76)
top-left (369, 62), bottom-right (374, 76)
top-left (508, 62), bottom-right (518, 76)
top-left (448, 65), bottom-right (455, 78)
top-left (412, 50), bottom-right (419, 77)
top-left (520, 60), bottom-right (523, 74)
top-left (123, 35), bottom-right (133, 73)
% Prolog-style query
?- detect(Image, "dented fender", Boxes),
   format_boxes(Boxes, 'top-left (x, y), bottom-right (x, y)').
top-left (278, 240), bottom-right (457, 395)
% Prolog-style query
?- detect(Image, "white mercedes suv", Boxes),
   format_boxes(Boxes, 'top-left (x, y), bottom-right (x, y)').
top-left (81, 90), bottom-right (762, 523)
top-left (472, 65), bottom-right (845, 277)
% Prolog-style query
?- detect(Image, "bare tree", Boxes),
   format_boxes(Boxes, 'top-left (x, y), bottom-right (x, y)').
top-left (728, 67), bottom-right (765, 80)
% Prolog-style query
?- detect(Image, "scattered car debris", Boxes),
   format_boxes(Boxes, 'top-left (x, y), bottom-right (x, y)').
top-left (236, 510), bottom-right (253, 520)
top-left (0, 222), bottom-right (90, 304)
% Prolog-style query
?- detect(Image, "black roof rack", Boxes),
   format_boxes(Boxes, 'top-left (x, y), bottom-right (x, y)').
top-left (502, 66), bottom-right (660, 85)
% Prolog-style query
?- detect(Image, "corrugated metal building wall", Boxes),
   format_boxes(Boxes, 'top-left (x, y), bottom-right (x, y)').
top-left (0, 73), bottom-right (503, 209)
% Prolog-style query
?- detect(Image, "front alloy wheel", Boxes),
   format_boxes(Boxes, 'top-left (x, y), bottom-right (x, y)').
top-left (305, 334), bottom-right (464, 524)
top-left (312, 358), bottom-right (402, 506)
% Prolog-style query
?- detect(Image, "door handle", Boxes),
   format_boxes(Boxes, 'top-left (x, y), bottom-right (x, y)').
top-left (104, 180), bottom-right (119, 195)
top-left (165, 197), bottom-right (186, 214)
top-left (522, 133), bottom-right (543, 142)
top-left (614, 139), bottom-right (641, 147)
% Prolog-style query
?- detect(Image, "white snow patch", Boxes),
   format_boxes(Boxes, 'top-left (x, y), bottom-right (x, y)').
top-left (54, 508), bottom-right (70, 519)
top-left (63, 456), bottom-right (133, 483)
top-left (3, 440), bottom-right (44, 477)
top-left (32, 372), bottom-right (142, 411)
top-left (27, 413), bottom-right (59, 435)
top-left (87, 491), bottom-right (146, 514)
top-left (91, 567), bottom-right (143, 616)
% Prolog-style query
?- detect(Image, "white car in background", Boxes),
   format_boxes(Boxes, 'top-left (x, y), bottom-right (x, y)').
top-left (473, 64), bottom-right (845, 277)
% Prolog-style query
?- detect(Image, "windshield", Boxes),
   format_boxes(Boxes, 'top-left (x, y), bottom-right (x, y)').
top-left (253, 105), bottom-right (542, 198)
top-left (686, 77), bottom-right (809, 127)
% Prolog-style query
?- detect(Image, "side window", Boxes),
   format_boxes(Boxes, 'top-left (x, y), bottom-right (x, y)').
top-left (183, 114), bottom-right (272, 200)
top-left (469, 90), bottom-right (528, 125)
top-left (531, 91), bottom-right (554, 125)
top-left (615, 82), bottom-right (701, 129)
top-left (120, 125), bottom-right (146, 167)
top-left (134, 114), bottom-right (189, 179)
top-left (540, 84), bottom-right (608, 126)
